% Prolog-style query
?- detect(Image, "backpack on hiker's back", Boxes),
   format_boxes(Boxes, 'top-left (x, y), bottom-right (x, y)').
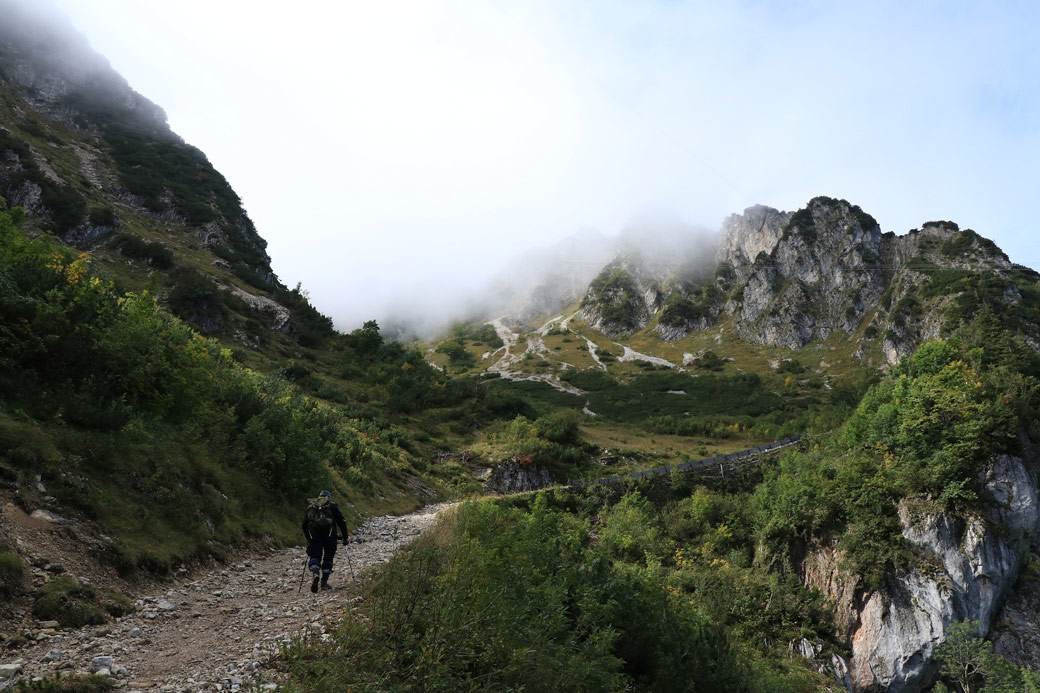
top-left (305, 497), bottom-right (335, 534)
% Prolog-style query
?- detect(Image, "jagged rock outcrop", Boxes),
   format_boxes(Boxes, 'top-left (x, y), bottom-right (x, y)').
top-left (990, 576), bottom-right (1040, 670)
top-left (804, 453), bottom-right (1040, 692)
top-left (721, 197), bottom-right (886, 350)
top-left (875, 222), bottom-right (1016, 364)
top-left (483, 460), bottom-right (554, 494)
top-left (577, 256), bottom-right (665, 337)
top-left (572, 196), bottom-right (1038, 364)
top-left (790, 637), bottom-right (853, 692)
top-left (219, 284), bottom-right (292, 334)
top-left (716, 204), bottom-right (793, 286)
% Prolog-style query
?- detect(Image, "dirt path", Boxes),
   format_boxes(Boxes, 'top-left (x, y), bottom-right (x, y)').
top-left (485, 318), bottom-right (584, 396)
top-left (2, 502), bottom-right (454, 692)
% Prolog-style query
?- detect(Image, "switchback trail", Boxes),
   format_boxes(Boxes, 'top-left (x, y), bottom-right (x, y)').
top-left (3, 502), bottom-right (454, 692)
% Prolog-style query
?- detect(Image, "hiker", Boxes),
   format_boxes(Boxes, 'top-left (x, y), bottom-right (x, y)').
top-left (302, 490), bottom-right (349, 592)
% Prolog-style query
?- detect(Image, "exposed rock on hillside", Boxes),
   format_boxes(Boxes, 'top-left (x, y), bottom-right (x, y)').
top-left (0, 1), bottom-right (345, 355)
top-left (578, 257), bottom-right (665, 336)
top-left (574, 195), bottom-right (1037, 364)
top-left (991, 574), bottom-right (1040, 670)
top-left (716, 203), bottom-right (793, 287)
top-left (576, 221), bottom-right (719, 338)
top-left (0, 3), bottom-right (166, 132)
top-left (722, 197), bottom-right (885, 350)
top-left (0, 0), bottom-right (274, 285)
top-left (804, 453), bottom-right (1040, 692)
top-left (483, 459), bottom-right (554, 494)
top-left (220, 284), bottom-right (293, 334)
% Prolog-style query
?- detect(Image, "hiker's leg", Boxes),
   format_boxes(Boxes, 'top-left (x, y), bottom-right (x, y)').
top-left (306, 539), bottom-right (322, 574)
top-left (319, 538), bottom-right (337, 589)
top-left (321, 537), bottom-right (337, 575)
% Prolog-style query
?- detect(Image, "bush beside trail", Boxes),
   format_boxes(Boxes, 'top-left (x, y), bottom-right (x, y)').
top-left (0, 202), bottom-right (436, 574)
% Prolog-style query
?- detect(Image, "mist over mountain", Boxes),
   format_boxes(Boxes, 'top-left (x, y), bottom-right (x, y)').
top-left (4, 5), bottom-right (1040, 693)
top-left (0, 0), bottom-right (347, 353)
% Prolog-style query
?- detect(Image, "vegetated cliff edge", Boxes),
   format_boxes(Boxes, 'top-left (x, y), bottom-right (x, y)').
top-left (578, 196), bottom-right (1039, 365)
top-left (800, 450), bottom-right (1039, 692)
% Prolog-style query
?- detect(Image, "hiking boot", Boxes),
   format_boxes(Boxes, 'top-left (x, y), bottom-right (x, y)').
top-left (320, 576), bottom-right (330, 591)
top-left (310, 574), bottom-right (320, 593)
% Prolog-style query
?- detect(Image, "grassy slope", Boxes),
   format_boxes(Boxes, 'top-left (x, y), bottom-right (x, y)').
top-left (427, 304), bottom-right (877, 479)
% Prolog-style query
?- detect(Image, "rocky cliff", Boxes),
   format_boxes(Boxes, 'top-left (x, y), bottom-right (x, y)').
top-left (577, 255), bottom-right (666, 336)
top-left (576, 196), bottom-right (1036, 364)
top-left (802, 452), bottom-right (1040, 692)
top-left (720, 197), bottom-right (886, 350)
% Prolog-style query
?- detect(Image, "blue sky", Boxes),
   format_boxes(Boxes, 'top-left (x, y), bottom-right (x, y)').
top-left (47, 1), bottom-right (1040, 330)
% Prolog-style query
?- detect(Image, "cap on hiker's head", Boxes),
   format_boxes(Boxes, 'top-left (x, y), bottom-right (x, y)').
top-left (319, 490), bottom-right (331, 497)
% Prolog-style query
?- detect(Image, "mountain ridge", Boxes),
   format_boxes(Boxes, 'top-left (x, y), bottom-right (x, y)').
top-left (569, 195), bottom-right (1038, 365)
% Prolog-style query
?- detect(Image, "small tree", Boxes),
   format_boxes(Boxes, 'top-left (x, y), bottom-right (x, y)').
top-left (934, 620), bottom-right (988, 693)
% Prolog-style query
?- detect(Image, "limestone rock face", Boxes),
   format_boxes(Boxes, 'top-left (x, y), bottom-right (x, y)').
top-left (570, 196), bottom-right (1033, 362)
top-left (991, 578), bottom-right (1040, 670)
top-left (716, 204), bottom-right (792, 286)
top-left (840, 454), bottom-right (1039, 692)
top-left (483, 460), bottom-right (554, 494)
top-left (0, 2), bottom-right (167, 132)
top-left (220, 284), bottom-right (292, 334)
top-left (721, 197), bottom-right (885, 350)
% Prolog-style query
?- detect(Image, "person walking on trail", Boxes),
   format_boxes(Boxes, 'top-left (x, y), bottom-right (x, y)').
top-left (302, 490), bottom-right (349, 593)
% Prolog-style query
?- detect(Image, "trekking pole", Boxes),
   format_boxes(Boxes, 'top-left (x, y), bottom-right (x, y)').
top-left (297, 557), bottom-right (307, 593)
top-left (344, 537), bottom-right (356, 583)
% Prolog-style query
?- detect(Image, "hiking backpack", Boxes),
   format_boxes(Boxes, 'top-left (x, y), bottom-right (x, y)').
top-left (305, 499), bottom-right (335, 534)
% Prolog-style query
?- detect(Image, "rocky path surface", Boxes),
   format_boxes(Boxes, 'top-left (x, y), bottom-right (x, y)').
top-left (2, 502), bottom-right (454, 692)
top-left (485, 318), bottom-right (583, 395)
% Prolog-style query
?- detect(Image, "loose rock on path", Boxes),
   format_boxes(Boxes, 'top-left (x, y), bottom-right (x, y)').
top-left (1, 502), bottom-right (454, 692)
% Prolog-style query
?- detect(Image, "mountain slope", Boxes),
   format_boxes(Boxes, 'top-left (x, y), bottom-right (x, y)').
top-left (0, 0), bottom-right (339, 355)
top-left (574, 196), bottom-right (1040, 365)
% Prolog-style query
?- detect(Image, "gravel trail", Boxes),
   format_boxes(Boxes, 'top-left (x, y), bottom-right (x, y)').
top-left (1, 502), bottom-right (454, 692)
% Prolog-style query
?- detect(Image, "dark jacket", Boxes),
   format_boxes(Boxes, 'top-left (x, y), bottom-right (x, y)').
top-left (303, 500), bottom-right (348, 542)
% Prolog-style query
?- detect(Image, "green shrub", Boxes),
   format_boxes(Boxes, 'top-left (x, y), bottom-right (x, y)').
top-left (111, 233), bottom-right (173, 269)
top-left (696, 350), bottom-right (725, 371)
top-left (88, 207), bottom-right (116, 227)
top-left (756, 334), bottom-right (1031, 590)
top-left (600, 491), bottom-right (672, 566)
top-left (283, 498), bottom-right (756, 691)
top-left (535, 410), bottom-right (581, 445)
top-left (0, 551), bottom-right (25, 598)
top-left (451, 322), bottom-right (504, 348)
top-left (583, 266), bottom-right (644, 332)
top-left (660, 285), bottom-right (722, 328)
top-left (32, 575), bottom-right (134, 629)
top-left (165, 266), bottom-right (225, 327)
top-left (561, 369), bottom-right (617, 391)
top-left (434, 337), bottom-right (474, 370)
top-left (776, 358), bottom-right (804, 374)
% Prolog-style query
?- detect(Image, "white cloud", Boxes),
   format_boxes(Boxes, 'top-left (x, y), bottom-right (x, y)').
top-left (47, 0), bottom-right (1040, 330)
